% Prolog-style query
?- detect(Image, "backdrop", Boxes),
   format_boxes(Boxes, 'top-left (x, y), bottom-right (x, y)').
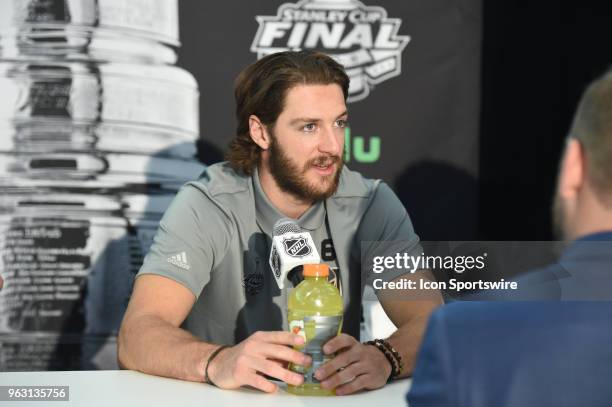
top-left (0, 0), bottom-right (483, 370)
top-left (180, 0), bottom-right (482, 241)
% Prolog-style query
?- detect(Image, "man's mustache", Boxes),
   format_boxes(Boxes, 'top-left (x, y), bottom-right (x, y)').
top-left (308, 155), bottom-right (342, 168)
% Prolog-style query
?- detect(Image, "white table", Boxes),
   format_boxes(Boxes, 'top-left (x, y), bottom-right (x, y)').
top-left (0, 370), bottom-right (412, 407)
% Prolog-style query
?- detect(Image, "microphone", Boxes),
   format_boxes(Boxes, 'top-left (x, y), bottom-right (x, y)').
top-left (269, 218), bottom-right (321, 289)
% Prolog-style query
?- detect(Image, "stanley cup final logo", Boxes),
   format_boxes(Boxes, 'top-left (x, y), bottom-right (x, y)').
top-left (251, 0), bottom-right (410, 102)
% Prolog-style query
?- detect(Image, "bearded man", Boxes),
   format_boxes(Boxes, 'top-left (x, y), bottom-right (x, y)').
top-left (118, 51), bottom-right (442, 394)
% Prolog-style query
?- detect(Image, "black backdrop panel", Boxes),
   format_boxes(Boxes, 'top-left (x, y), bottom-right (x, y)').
top-left (178, 0), bottom-right (482, 240)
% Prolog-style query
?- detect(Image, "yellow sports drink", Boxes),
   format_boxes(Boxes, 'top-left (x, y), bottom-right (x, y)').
top-left (287, 263), bottom-right (343, 396)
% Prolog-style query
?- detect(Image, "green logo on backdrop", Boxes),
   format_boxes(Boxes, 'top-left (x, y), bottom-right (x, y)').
top-left (344, 127), bottom-right (381, 163)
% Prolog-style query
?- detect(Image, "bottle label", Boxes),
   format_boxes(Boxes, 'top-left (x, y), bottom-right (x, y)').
top-left (289, 319), bottom-right (306, 341)
top-left (289, 315), bottom-right (343, 384)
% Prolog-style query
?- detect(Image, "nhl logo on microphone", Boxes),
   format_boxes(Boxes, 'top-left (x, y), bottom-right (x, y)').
top-left (269, 218), bottom-right (321, 289)
top-left (283, 236), bottom-right (312, 257)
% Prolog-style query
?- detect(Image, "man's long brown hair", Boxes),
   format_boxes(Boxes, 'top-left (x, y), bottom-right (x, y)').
top-left (226, 50), bottom-right (350, 175)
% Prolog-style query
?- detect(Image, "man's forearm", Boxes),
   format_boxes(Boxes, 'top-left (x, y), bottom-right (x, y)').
top-left (118, 314), bottom-right (218, 382)
top-left (386, 310), bottom-right (433, 378)
top-left (379, 273), bottom-right (443, 378)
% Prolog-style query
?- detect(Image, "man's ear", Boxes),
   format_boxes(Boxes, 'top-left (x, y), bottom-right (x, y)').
top-left (249, 115), bottom-right (271, 150)
top-left (558, 138), bottom-right (585, 200)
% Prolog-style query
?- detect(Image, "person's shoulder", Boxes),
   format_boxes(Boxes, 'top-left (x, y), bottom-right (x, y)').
top-left (188, 161), bottom-right (251, 198)
top-left (435, 300), bottom-right (599, 328)
top-left (332, 165), bottom-right (380, 199)
top-left (421, 303), bottom-right (529, 355)
top-left (431, 301), bottom-right (535, 329)
top-left (168, 162), bottom-right (250, 223)
top-left (432, 301), bottom-right (489, 322)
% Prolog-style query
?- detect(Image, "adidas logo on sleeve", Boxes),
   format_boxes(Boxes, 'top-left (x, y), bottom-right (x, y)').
top-left (167, 252), bottom-right (190, 270)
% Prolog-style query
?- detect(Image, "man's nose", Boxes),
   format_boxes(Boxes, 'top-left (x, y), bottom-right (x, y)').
top-left (318, 126), bottom-right (343, 156)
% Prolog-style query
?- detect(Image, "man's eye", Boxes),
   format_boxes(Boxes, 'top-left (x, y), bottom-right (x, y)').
top-left (303, 123), bottom-right (316, 132)
top-left (335, 119), bottom-right (348, 128)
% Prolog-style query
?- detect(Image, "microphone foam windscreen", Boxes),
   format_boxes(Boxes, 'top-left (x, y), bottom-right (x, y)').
top-left (273, 218), bottom-right (301, 236)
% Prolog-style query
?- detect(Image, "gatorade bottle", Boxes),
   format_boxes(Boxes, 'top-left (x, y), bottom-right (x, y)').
top-left (287, 263), bottom-right (343, 396)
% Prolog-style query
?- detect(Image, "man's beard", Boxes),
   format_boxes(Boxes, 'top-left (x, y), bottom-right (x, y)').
top-left (268, 134), bottom-right (343, 202)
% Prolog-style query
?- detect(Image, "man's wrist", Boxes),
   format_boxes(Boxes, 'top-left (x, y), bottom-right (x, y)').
top-left (203, 345), bottom-right (229, 386)
top-left (363, 339), bottom-right (404, 381)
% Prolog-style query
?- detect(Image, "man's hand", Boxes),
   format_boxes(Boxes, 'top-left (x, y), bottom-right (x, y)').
top-left (207, 331), bottom-right (312, 393)
top-left (314, 334), bottom-right (392, 395)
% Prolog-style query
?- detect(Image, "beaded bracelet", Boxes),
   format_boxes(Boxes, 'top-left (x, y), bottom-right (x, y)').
top-left (364, 339), bottom-right (404, 380)
top-left (378, 339), bottom-right (404, 377)
top-left (364, 340), bottom-right (397, 380)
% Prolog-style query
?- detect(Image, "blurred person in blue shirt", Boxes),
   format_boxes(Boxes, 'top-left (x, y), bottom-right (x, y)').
top-left (407, 70), bottom-right (612, 407)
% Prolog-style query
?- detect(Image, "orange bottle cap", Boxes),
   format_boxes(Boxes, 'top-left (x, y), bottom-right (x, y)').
top-left (303, 264), bottom-right (329, 277)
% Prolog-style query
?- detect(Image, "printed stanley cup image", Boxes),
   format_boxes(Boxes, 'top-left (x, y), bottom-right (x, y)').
top-left (0, 0), bottom-right (204, 370)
